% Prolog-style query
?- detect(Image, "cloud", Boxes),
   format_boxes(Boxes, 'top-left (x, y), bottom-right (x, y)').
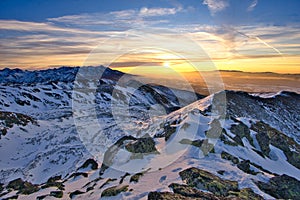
top-left (48, 7), bottom-right (183, 29)
top-left (0, 12), bottom-right (300, 71)
top-left (247, 0), bottom-right (258, 11)
top-left (139, 7), bottom-right (182, 17)
top-left (202, 0), bottom-right (229, 15)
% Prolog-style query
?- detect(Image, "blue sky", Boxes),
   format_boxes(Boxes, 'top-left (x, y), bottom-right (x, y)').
top-left (0, 0), bottom-right (300, 73)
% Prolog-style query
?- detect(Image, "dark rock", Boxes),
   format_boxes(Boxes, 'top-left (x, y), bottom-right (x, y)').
top-left (0, 111), bottom-right (36, 138)
top-left (217, 170), bottom-right (225, 175)
top-left (169, 183), bottom-right (228, 200)
top-left (101, 185), bottom-right (128, 197)
top-left (255, 174), bottom-right (300, 199)
top-left (6, 178), bottom-right (39, 195)
top-left (99, 178), bottom-right (117, 189)
top-left (50, 191), bottom-right (63, 198)
top-left (130, 171), bottom-right (146, 183)
top-left (179, 167), bottom-right (239, 196)
top-left (164, 124), bottom-right (177, 141)
top-left (251, 121), bottom-right (300, 169)
top-left (0, 183), bottom-right (3, 193)
top-left (41, 181), bottom-right (64, 191)
top-left (119, 172), bottom-right (130, 184)
top-left (47, 175), bottom-right (62, 184)
top-left (36, 195), bottom-right (48, 200)
top-left (68, 172), bottom-right (88, 179)
top-left (219, 129), bottom-right (238, 146)
top-left (78, 158), bottom-right (98, 170)
top-left (228, 188), bottom-right (264, 200)
top-left (69, 190), bottom-right (85, 199)
top-left (237, 160), bottom-right (258, 175)
top-left (148, 191), bottom-right (192, 200)
top-left (125, 136), bottom-right (158, 154)
top-left (221, 151), bottom-right (239, 164)
top-left (2, 195), bottom-right (19, 200)
top-left (255, 131), bottom-right (270, 157)
top-left (230, 121), bottom-right (254, 146)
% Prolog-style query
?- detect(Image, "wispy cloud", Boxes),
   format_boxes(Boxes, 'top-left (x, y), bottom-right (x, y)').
top-left (247, 0), bottom-right (258, 11)
top-left (202, 0), bottom-right (229, 15)
top-left (48, 7), bottom-right (183, 29)
top-left (139, 7), bottom-right (182, 17)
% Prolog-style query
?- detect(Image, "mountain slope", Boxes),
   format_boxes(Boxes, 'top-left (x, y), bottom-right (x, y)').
top-left (0, 67), bottom-right (299, 200)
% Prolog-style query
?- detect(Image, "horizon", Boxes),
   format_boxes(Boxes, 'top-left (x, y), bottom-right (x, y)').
top-left (0, 0), bottom-right (300, 74)
top-left (1, 65), bottom-right (300, 75)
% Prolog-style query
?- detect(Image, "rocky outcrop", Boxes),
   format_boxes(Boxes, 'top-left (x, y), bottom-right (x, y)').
top-left (254, 174), bottom-right (300, 199)
top-left (251, 121), bottom-right (300, 169)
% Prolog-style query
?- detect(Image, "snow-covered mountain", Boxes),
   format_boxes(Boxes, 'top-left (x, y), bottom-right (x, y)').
top-left (0, 67), bottom-right (299, 200)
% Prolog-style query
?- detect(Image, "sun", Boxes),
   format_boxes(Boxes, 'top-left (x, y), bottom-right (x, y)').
top-left (163, 61), bottom-right (170, 68)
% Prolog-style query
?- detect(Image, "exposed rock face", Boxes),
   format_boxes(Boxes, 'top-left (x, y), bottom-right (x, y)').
top-left (0, 111), bottom-right (36, 137)
top-left (255, 174), bottom-right (300, 199)
top-left (148, 168), bottom-right (264, 200)
top-left (101, 185), bottom-right (128, 197)
top-left (251, 121), bottom-right (300, 169)
top-left (125, 136), bottom-right (158, 154)
top-left (230, 120), bottom-right (253, 147)
top-left (179, 167), bottom-right (239, 197)
top-left (78, 158), bottom-right (98, 170)
top-left (6, 178), bottom-right (39, 195)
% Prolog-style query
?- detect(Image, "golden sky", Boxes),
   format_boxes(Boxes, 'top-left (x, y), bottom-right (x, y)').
top-left (0, 1), bottom-right (300, 75)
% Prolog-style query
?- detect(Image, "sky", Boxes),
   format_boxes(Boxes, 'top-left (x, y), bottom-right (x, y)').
top-left (0, 0), bottom-right (300, 74)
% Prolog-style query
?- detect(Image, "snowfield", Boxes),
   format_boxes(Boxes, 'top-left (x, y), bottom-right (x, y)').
top-left (0, 66), bottom-right (299, 199)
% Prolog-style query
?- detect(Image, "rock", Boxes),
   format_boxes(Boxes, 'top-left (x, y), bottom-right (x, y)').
top-left (179, 167), bottom-right (239, 196)
top-left (69, 190), bottom-right (85, 199)
top-left (36, 194), bottom-right (48, 200)
top-left (229, 188), bottom-right (264, 200)
top-left (221, 151), bottom-right (239, 164)
top-left (169, 183), bottom-right (228, 200)
top-left (99, 135), bottom-right (136, 175)
top-left (2, 195), bottom-right (19, 200)
top-left (129, 169), bottom-right (150, 183)
top-left (119, 172), bottom-right (130, 184)
top-left (219, 129), bottom-right (238, 146)
top-left (164, 124), bottom-right (177, 141)
top-left (251, 121), bottom-right (300, 169)
top-left (101, 185), bottom-right (128, 197)
top-left (78, 158), bottom-right (98, 170)
top-left (0, 183), bottom-right (3, 193)
top-left (99, 178), bottom-right (117, 189)
top-left (6, 178), bottom-right (39, 195)
top-left (255, 174), bottom-right (300, 199)
top-left (148, 191), bottom-right (193, 200)
top-left (255, 131), bottom-right (271, 157)
top-left (237, 160), bottom-right (258, 175)
top-left (46, 175), bottom-right (62, 183)
top-left (68, 172), bottom-right (88, 179)
top-left (50, 191), bottom-right (63, 198)
top-left (125, 136), bottom-right (158, 154)
top-left (130, 173), bottom-right (143, 183)
top-left (41, 181), bottom-right (64, 191)
top-left (230, 121), bottom-right (254, 146)
top-left (217, 170), bottom-right (225, 175)
top-left (0, 111), bottom-right (36, 138)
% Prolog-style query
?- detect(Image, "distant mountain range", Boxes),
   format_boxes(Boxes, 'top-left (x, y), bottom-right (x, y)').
top-left (0, 67), bottom-right (299, 199)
